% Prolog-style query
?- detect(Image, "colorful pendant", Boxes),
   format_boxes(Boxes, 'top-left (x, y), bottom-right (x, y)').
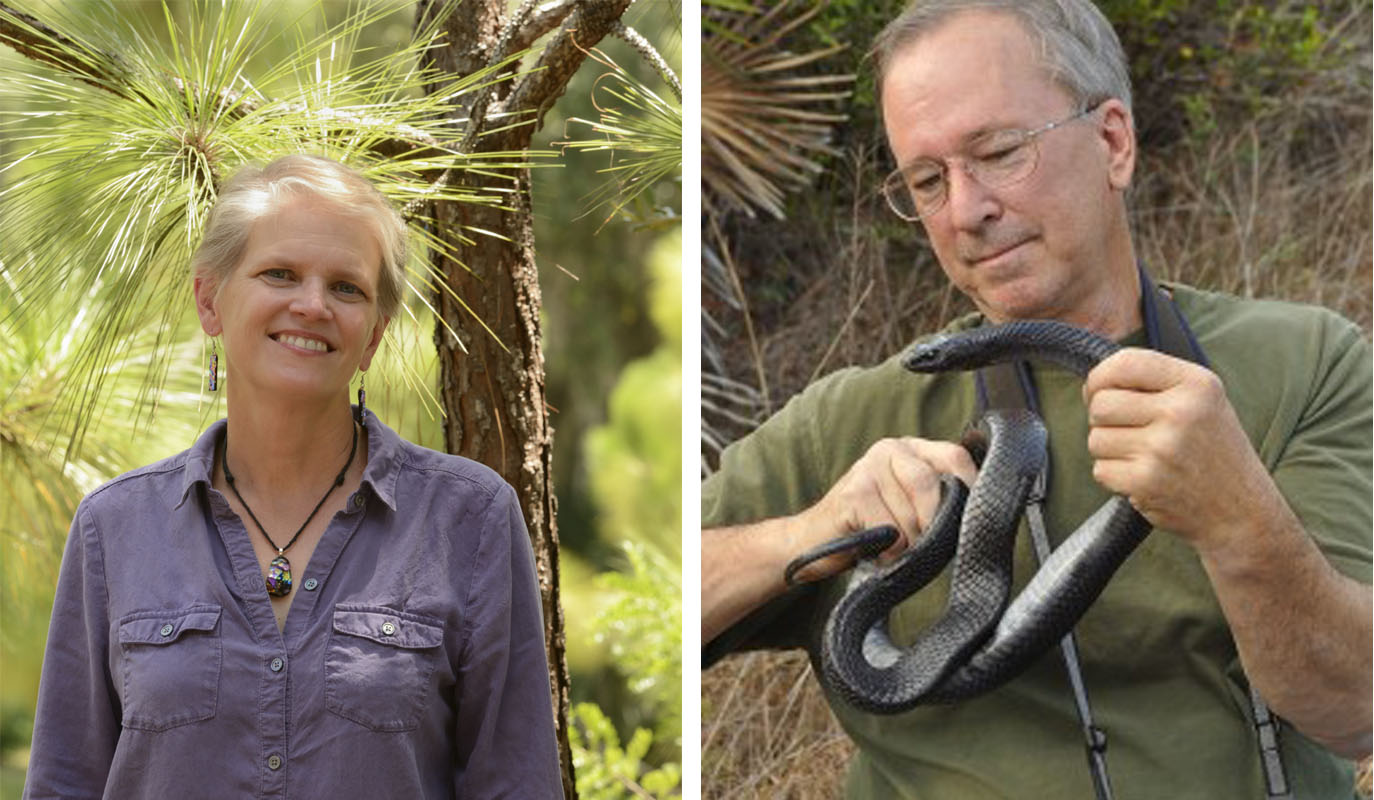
top-left (266, 554), bottom-right (293, 597)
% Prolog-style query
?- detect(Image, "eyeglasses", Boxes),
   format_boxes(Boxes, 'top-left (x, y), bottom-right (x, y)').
top-left (881, 103), bottom-right (1101, 222)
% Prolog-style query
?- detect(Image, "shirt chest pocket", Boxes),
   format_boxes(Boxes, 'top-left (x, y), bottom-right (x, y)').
top-left (117, 605), bottom-right (222, 732)
top-left (325, 605), bottom-right (445, 732)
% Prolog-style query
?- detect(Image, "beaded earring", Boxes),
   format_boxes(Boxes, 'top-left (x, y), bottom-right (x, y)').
top-left (356, 371), bottom-right (367, 428)
top-left (207, 340), bottom-right (219, 391)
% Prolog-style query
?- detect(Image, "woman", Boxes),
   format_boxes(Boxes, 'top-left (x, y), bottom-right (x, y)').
top-left (23, 155), bottom-right (564, 799)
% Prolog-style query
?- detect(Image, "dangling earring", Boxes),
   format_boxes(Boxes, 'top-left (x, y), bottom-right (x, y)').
top-left (208, 340), bottom-right (219, 392)
top-left (356, 371), bottom-right (367, 428)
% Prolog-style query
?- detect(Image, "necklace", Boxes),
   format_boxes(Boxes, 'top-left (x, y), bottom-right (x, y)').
top-left (222, 422), bottom-right (358, 598)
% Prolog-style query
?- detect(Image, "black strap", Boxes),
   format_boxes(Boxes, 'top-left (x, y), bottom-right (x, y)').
top-left (974, 265), bottom-right (1290, 799)
top-left (976, 326), bottom-right (1112, 800)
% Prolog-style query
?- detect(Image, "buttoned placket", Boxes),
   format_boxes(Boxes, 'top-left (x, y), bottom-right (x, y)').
top-left (203, 480), bottom-right (373, 799)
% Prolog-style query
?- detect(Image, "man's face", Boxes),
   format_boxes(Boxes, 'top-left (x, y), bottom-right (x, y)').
top-left (881, 10), bottom-right (1134, 326)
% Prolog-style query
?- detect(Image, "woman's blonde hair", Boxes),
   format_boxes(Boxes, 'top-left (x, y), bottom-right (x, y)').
top-left (192, 154), bottom-right (407, 318)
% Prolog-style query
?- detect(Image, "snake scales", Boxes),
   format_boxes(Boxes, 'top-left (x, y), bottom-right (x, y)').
top-left (791, 320), bottom-right (1151, 714)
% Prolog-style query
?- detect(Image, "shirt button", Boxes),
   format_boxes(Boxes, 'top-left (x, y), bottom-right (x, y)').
top-left (159, 624), bottom-right (174, 637)
top-left (267, 754), bottom-right (282, 771)
top-left (381, 621), bottom-right (396, 636)
top-left (303, 578), bottom-right (319, 591)
top-left (353, 494), bottom-right (365, 508)
top-left (270, 657), bottom-right (284, 672)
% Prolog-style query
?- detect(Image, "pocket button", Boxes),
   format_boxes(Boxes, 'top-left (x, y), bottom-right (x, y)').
top-left (381, 621), bottom-right (396, 636)
top-left (159, 623), bottom-right (173, 637)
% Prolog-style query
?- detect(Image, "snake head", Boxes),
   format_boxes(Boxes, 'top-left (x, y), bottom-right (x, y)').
top-left (903, 335), bottom-right (953, 373)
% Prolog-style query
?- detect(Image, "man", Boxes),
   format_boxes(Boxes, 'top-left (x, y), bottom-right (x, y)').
top-left (701, 0), bottom-right (1372, 796)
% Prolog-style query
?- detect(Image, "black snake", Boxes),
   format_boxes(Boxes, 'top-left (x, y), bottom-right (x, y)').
top-left (791, 320), bottom-right (1151, 714)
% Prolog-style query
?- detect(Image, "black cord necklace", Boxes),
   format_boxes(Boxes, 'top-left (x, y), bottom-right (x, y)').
top-left (222, 421), bottom-right (358, 598)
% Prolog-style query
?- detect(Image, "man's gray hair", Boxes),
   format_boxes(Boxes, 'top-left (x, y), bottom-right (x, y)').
top-left (872, 0), bottom-right (1132, 117)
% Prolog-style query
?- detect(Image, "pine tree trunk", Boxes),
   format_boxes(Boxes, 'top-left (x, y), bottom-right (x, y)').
top-left (416, 1), bottom-right (633, 796)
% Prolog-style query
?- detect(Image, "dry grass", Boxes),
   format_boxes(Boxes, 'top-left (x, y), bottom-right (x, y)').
top-left (701, 32), bottom-right (1372, 800)
top-left (1132, 111), bottom-right (1373, 331)
top-left (702, 652), bottom-right (854, 799)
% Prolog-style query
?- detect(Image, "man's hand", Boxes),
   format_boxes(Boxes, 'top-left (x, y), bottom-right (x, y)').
top-left (1082, 348), bottom-right (1279, 554)
top-left (701, 436), bottom-right (976, 642)
top-left (1084, 347), bottom-right (1372, 756)
top-left (788, 437), bottom-right (979, 581)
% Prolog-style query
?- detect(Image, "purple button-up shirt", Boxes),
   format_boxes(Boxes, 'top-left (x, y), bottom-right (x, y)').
top-left (24, 412), bottom-right (564, 799)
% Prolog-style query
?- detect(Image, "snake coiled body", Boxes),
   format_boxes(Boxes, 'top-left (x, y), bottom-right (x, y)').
top-left (807, 320), bottom-right (1151, 714)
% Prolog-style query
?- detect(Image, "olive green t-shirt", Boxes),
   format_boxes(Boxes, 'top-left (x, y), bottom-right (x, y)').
top-left (702, 284), bottom-right (1371, 799)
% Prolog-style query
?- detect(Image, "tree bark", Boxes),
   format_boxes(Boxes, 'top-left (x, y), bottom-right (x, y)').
top-left (416, 1), bottom-right (633, 797)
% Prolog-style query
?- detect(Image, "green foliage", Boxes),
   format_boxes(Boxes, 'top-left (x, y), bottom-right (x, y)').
top-left (1098, 0), bottom-right (1362, 146)
top-left (789, 0), bottom-right (1367, 184)
top-left (531, 1), bottom-right (680, 559)
top-left (583, 229), bottom-right (682, 557)
top-left (592, 542), bottom-right (681, 740)
top-left (569, 227), bottom-right (681, 798)
top-left (0, 0), bottom-right (533, 455)
top-left (570, 702), bottom-right (681, 799)
top-left (559, 48), bottom-right (681, 232)
top-left (569, 541), bottom-right (682, 799)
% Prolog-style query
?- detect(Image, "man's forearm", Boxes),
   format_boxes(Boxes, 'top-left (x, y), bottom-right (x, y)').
top-left (701, 518), bottom-right (797, 644)
top-left (1199, 494), bottom-right (1373, 758)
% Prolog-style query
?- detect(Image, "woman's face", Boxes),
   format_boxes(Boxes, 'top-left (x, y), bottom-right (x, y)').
top-left (195, 195), bottom-right (389, 404)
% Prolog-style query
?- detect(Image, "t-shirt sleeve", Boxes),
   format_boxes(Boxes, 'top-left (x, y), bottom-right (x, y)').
top-left (1267, 311), bottom-right (1372, 583)
top-left (703, 381), bottom-right (827, 528)
top-left (702, 373), bottom-right (852, 662)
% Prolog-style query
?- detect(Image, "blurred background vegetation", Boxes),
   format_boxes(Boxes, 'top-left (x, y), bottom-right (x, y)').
top-left (702, 0), bottom-right (1370, 797)
top-left (0, 1), bottom-right (679, 798)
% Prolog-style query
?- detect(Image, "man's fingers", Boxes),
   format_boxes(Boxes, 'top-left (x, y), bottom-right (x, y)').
top-left (1087, 387), bottom-right (1158, 428)
top-left (812, 436), bottom-right (980, 566)
top-left (1084, 348), bottom-right (1196, 400)
top-left (906, 437), bottom-right (979, 488)
top-left (874, 452), bottom-right (923, 546)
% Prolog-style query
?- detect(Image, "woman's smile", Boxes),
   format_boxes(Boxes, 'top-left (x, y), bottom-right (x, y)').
top-left (272, 331), bottom-right (334, 353)
top-left (197, 194), bottom-right (387, 401)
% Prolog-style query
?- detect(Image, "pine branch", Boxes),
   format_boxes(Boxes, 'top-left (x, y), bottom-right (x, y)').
top-left (0, 2), bottom-right (447, 171)
top-left (457, 0), bottom-right (542, 152)
top-left (0, 0), bottom-right (133, 97)
top-left (505, 0), bottom-right (579, 56)
top-left (500, 0), bottom-right (635, 137)
top-left (612, 20), bottom-right (680, 101)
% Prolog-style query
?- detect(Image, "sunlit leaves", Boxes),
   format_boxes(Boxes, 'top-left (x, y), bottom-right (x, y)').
top-left (560, 47), bottom-right (681, 231)
top-left (0, 0), bottom-right (533, 454)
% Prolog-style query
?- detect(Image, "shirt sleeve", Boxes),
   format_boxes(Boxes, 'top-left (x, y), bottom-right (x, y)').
top-left (451, 483), bottom-right (564, 799)
top-left (701, 374), bottom-right (846, 661)
top-left (23, 501), bottom-right (119, 800)
top-left (1268, 312), bottom-right (1373, 583)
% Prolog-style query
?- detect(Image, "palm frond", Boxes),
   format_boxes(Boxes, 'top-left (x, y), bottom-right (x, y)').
top-left (702, 0), bottom-right (853, 220)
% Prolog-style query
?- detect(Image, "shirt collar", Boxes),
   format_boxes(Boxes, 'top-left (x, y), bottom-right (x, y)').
top-left (358, 407), bottom-right (400, 512)
top-left (175, 410), bottom-right (400, 512)
top-left (177, 419), bottom-right (226, 509)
